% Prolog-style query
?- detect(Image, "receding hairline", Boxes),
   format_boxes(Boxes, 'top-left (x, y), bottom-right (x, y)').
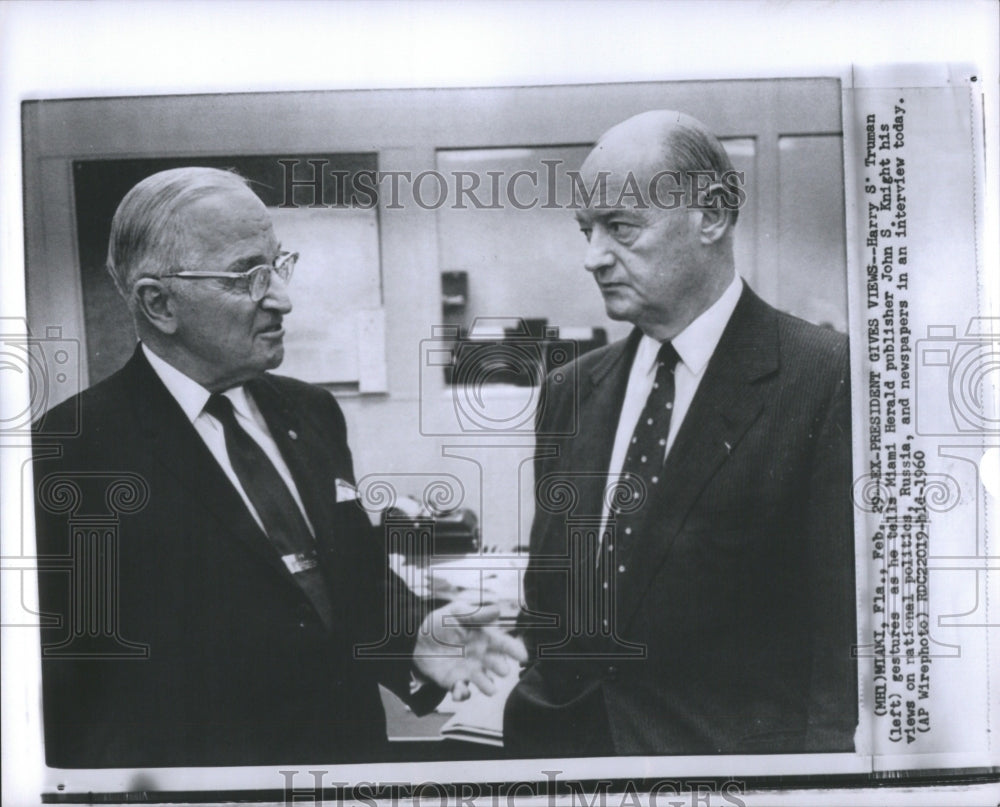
top-left (589, 110), bottom-right (730, 174)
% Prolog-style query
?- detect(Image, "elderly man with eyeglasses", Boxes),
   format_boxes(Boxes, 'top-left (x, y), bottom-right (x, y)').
top-left (32, 167), bottom-right (524, 768)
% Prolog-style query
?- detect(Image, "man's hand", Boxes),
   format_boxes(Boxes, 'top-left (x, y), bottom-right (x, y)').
top-left (413, 601), bottom-right (527, 701)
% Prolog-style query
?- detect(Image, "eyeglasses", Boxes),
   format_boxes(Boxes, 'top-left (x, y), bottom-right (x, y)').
top-left (161, 252), bottom-right (298, 302)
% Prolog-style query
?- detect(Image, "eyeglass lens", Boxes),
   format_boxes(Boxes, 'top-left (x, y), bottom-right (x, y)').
top-left (248, 254), bottom-right (296, 301)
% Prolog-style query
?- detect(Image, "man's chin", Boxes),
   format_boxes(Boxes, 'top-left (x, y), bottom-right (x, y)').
top-left (602, 301), bottom-right (633, 322)
top-left (262, 346), bottom-right (285, 371)
top-left (599, 287), bottom-right (636, 322)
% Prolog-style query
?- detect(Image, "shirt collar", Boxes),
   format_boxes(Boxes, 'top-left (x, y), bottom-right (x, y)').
top-left (141, 343), bottom-right (252, 422)
top-left (636, 273), bottom-right (743, 375)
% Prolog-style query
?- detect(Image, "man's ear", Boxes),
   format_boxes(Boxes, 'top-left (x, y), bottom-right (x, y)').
top-left (697, 185), bottom-right (735, 245)
top-left (133, 279), bottom-right (179, 335)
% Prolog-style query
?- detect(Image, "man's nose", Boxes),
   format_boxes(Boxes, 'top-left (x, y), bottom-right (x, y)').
top-left (583, 229), bottom-right (615, 274)
top-left (261, 274), bottom-right (293, 313)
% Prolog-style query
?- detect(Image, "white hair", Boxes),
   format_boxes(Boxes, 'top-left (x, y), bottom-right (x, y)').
top-left (106, 166), bottom-right (252, 302)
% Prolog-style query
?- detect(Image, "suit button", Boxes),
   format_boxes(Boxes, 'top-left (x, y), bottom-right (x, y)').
top-left (606, 665), bottom-right (618, 678)
top-left (298, 621), bottom-right (306, 628)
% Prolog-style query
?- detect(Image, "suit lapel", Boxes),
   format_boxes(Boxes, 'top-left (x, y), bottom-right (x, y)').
top-left (563, 331), bottom-right (640, 520)
top-left (247, 378), bottom-right (363, 633)
top-left (121, 349), bottom-right (305, 588)
top-left (549, 332), bottom-right (640, 581)
top-left (245, 376), bottom-right (341, 551)
top-left (614, 286), bottom-right (780, 630)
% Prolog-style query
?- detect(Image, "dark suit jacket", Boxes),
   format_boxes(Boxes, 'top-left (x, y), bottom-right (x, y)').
top-left (33, 347), bottom-right (440, 768)
top-left (504, 285), bottom-right (857, 757)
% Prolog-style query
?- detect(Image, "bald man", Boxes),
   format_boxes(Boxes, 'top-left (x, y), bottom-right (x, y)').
top-left (504, 111), bottom-right (857, 757)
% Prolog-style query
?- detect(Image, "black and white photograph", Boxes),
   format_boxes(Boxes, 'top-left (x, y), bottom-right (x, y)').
top-left (1, 2), bottom-right (997, 806)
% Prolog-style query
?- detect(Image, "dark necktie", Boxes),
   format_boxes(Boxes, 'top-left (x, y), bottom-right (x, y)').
top-left (603, 341), bottom-right (681, 567)
top-left (203, 393), bottom-right (334, 631)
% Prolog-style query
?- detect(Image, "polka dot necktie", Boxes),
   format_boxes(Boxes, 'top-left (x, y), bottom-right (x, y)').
top-left (602, 341), bottom-right (680, 569)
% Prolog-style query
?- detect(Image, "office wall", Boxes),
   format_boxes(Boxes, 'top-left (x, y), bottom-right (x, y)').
top-left (22, 80), bottom-right (845, 548)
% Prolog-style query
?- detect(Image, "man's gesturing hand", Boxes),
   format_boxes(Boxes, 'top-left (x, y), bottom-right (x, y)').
top-left (413, 601), bottom-right (528, 701)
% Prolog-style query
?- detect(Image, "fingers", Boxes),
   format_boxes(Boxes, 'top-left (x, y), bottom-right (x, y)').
top-left (483, 627), bottom-right (529, 662)
top-left (468, 668), bottom-right (497, 696)
top-left (451, 680), bottom-right (471, 701)
top-left (446, 603), bottom-right (527, 660)
top-left (481, 650), bottom-right (511, 678)
top-left (449, 602), bottom-right (501, 626)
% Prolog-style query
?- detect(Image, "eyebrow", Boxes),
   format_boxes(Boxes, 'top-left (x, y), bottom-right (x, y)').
top-left (574, 209), bottom-right (640, 225)
top-left (224, 242), bottom-right (282, 273)
top-left (224, 256), bottom-right (263, 273)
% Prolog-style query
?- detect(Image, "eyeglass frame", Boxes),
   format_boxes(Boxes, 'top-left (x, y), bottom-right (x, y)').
top-left (159, 251), bottom-right (298, 302)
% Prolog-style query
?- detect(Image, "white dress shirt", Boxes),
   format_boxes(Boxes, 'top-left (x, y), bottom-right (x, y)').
top-left (142, 344), bottom-right (314, 535)
top-left (599, 274), bottom-right (743, 537)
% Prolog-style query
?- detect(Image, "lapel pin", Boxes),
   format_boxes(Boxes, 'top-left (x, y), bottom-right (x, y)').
top-left (724, 441), bottom-right (732, 454)
top-left (288, 429), bottom-right (298, 440)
